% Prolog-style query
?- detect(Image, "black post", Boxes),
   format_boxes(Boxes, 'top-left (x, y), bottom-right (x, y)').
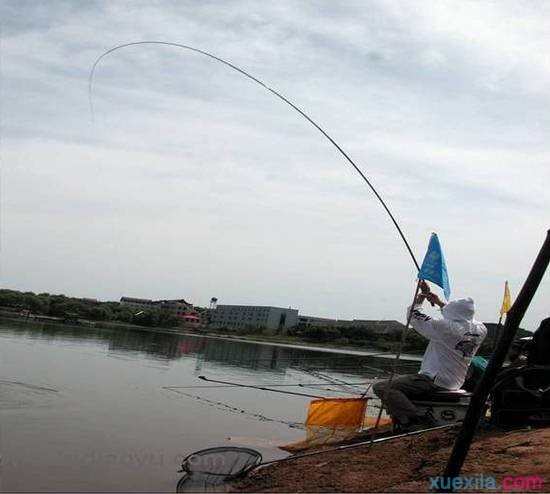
top-left (492, 315), bottom-right (503, 353)
top-left (442, 230), bottom-right (550, 487)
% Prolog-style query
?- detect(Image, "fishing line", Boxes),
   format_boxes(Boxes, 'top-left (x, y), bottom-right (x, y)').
top-left (292, 368), bottom-right (366, 394)
top-left (0, 380), bottom-right (59, 393)
top-left (195, 352), bottom-right (413, 374)
top-left (282, 384), bottom-right (364, 396)
top-left (287, 352), bottom-right (419, 377)
top-left (89, 41), bottom-right (420, 270)
top-left (200, 354), bottom-right (388, 364)
top-left (164, 387), bottom-right (305, 429)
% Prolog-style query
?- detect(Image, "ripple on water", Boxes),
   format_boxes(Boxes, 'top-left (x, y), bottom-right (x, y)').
top-left (0, 380), bottom-right (59, 410)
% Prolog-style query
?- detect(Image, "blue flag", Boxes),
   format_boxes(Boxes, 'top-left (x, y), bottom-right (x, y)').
top-left (418, 233), bottom-right (451, 300)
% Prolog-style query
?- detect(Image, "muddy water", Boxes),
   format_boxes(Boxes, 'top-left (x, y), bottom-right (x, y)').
top-left (0, 320), bottom-right (419, 491)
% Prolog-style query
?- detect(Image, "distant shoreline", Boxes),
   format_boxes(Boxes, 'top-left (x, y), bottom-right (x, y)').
top-left (178, 330), bottom-right (424, 361)
top-left (0, 313), bottom-right (423, 361)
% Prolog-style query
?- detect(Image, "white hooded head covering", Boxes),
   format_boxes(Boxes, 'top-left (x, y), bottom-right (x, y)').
top-left (441, 297), bottom-right (475, 322)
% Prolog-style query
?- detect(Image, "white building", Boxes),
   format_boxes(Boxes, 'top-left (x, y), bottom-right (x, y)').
top-left (209, 305), bottom-right (298, 333)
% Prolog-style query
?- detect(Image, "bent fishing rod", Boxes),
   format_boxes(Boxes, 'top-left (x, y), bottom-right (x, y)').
top-left (195, 375), bottom-right (330, 399)
top-left (165, 384), bottom-right (363, 396)
top-left (164, 380), bottom-right (371, 389)
top-left (89, 41), bottom-right (420, 270)
top-left (194, 375), bottom-right (383, 400)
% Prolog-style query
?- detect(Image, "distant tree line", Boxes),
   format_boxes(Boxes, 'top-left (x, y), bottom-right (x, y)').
top-left (1, 289), bottom-right (531, 355)
top-left (293, 324), bottom-right (429, 354)
top-left (0, 289), bottom-right (180, 328)
top-left (292, 322), bottom-right (531, 356)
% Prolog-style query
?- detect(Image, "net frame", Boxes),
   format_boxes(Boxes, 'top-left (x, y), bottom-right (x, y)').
top-left (179, 446), bottom-right (263, 478)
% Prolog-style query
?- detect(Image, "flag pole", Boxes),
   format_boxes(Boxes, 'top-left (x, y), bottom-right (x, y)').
top-left (492, 314), bottom-right (504, 352)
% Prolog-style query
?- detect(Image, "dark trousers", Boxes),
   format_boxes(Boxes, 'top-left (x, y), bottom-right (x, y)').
top-left (373, 374), bottom-right (442, 425)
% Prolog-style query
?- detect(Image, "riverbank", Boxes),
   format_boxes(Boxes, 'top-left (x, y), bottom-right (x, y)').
top-left (235, 427), bottom-right (550, 492)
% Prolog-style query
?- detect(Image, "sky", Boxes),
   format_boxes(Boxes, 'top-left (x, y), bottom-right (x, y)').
top-left (1, 1), bottom-right (549, 329)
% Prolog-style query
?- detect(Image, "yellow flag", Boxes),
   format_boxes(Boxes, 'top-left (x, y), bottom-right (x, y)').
top-left (500, 281), bottom-right (512, 316)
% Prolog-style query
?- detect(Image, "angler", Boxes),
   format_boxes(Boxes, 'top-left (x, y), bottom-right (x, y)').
top-left (373, 280), bottom-right (487, 431)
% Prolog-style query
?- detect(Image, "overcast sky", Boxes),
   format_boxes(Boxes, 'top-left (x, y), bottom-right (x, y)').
top-left (1, 1), bottom-right (549, 329)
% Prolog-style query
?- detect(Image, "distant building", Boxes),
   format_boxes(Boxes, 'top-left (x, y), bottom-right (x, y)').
top-left (120, 297), bottom-right (201, 326)
top-left (120, 296), bottom-right (402, 334)
top-left (120, 297), bottom-right (157, 310)
top-left (157, 299), bottom-right (194, 317)
top-left (298, 315), bottom-right (338, 328)
top-left (209, 305), bottom-right (298, 333)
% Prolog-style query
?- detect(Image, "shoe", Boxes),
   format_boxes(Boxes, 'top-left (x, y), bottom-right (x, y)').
top-left (419, 411), bottom-right (438, 428)
top-left (394, 416), bottom-right (424, 433)
top-left (395, 413), bottom-right (438, 433)
top-left (395, 422), bottom-right (425, 433)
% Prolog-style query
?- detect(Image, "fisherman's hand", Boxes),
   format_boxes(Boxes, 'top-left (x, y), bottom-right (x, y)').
top-left (419, 280), bottom-right (431, 295)
top-left (415, 293), bottom-right (427, 305)
top-left (427, 292), bottom-right (445, 308)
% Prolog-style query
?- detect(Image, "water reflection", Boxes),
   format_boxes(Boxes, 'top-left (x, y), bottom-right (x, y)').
top-left (0, 317), bottom-right (419, 379)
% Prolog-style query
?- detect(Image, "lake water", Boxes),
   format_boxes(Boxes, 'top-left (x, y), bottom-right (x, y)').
top-left (0, 320), bottom-right (420, 492)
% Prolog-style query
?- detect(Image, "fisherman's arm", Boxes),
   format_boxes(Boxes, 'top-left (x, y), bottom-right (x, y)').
top-left (407, 282), bottom-right (446, 339)
top-left (407, 294), bottom-right (437, 339)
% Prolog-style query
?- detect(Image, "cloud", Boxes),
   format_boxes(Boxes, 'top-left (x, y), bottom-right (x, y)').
top-left (1, 0), bottom-right (549, 328)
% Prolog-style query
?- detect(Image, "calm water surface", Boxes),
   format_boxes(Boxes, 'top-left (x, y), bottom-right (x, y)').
top-left (0, 320), bottom-right (419, 492)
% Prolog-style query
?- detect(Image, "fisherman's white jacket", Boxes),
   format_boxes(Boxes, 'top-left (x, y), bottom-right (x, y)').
top-left (408, 298), bottom-right (487, 390)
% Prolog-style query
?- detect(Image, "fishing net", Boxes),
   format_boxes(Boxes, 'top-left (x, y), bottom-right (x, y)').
top-left (176, 446), bottom-right (262, 492)
top-left (282, 397), bottom-right (369, 452)
top-left (363, 415), bottom-right (393, 429)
